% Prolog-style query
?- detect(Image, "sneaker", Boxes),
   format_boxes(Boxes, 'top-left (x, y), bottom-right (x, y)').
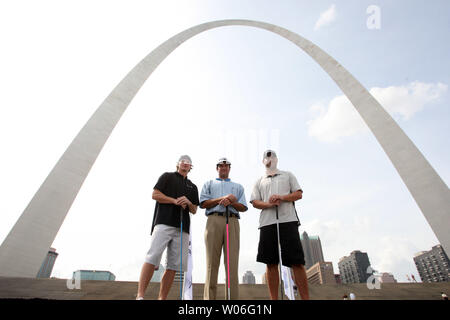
top-left (136, 296), bottom-right (144, 300)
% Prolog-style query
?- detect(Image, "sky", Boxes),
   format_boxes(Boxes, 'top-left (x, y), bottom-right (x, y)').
top-left (0, 0), bottom-right (449, 286)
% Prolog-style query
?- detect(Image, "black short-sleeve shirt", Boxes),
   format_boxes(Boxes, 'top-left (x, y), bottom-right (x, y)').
top-left (151, 171), bottom-right (199, 234)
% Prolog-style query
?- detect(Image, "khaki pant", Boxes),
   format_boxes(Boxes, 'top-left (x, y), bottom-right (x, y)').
top-left (204, 213), bottom-right (240, 300)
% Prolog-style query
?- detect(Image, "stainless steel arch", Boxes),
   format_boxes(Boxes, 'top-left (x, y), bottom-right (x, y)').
top-left (1, 19), bottom-right (449, 278)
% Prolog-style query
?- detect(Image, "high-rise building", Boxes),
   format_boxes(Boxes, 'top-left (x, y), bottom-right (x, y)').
top-left (414, 244), bottom-right (450, 282)
top-left (36, 247), bottom-right (58, 278)
top-left (338, 250), bottom-right (373, 284)
top-left (300, 231), bottom-right (325, 269)
top-left (242, 271), bottom-right (256, 284)
top-left (72, 270), bottom-right (115, 281)
top-left (306, 261), bottom-right (336, 284)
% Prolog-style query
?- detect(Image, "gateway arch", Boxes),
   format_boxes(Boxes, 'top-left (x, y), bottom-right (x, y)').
top-left (1, 20), bottom-right (449, 278)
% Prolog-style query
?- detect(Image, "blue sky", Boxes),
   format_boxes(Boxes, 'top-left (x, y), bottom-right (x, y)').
top-left (0, 1), bottom-right (449, 286)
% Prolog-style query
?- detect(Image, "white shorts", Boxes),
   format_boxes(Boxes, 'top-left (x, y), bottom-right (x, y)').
top-left (145, 224), bottom-right (189, 272)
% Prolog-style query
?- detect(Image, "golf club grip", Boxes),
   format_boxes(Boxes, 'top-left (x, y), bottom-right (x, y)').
top-left (226, 206), bottom-right (229, 223)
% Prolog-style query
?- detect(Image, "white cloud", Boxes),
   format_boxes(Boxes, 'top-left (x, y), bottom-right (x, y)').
top-left (314, 4), bottom-right (337, 30)
top-left (307, 81), bottom-right (447, 142)
top-left (370, 81), bottom-right (448, 120)
top-left (371, 236), bottom-right (421, 282)
top-left (307, 96), bottom-right (365, 143)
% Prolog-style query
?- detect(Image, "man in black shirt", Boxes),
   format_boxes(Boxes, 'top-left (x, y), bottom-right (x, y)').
top-left (136, 155), bottom-right (199, 300)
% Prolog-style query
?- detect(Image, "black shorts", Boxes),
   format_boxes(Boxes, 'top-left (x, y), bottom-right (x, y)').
top-left (257, 222), bottom-right (305, 267)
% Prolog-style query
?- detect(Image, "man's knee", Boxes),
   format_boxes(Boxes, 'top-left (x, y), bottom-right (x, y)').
top-left (164, 269), bottom-right (176, 276)
top-left (292, 264), bottom-right (305, 271)
top-left (267, 264), bottom-right (278, 272)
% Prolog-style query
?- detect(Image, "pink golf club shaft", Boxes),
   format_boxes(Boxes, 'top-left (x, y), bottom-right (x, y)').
top-left (226, 224), bottom-right (230, 291)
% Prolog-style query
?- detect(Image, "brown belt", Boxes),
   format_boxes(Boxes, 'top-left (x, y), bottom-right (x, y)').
top-left (208, 211), bottom-right (238, 218)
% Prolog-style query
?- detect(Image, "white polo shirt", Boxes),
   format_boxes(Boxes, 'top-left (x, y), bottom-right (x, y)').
top-left (250, 170), bottom-right (302, 228)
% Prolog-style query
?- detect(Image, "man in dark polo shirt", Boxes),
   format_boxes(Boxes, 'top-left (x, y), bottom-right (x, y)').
top-left (136, 155), bottom-right (199, 300)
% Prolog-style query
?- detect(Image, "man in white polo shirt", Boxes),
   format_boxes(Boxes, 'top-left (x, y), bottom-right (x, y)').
top-left (250, 150), bottom-right (309, 300)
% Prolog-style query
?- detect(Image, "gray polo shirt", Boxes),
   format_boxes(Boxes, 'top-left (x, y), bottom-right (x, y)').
top-left (250, 170), bottom-right (302, 228)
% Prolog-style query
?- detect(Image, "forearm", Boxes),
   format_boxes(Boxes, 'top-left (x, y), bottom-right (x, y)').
top-left (152, 189), bottom-right (175, 204)
top-left (281, 191), bottom-right (302, 202)
top-left (230, 202), bottom-right (248, 212)
top-left (251, 200), bottom-right (273, 210)
top-left (201, 198), bottom-right (222, 209)
top-left (188, 203), bottom-right (198, 214)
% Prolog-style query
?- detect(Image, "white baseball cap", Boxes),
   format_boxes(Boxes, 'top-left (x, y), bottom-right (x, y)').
top-left (178, 155), bottom-right (193, 166)
top-left (216, 157), bottom-right (231, 165)
top-left (263, 150), bottom-right (277, 159)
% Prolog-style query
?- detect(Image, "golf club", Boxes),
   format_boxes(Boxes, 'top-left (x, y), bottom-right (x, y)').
top-left (226, 205), bottom-right (231, 300)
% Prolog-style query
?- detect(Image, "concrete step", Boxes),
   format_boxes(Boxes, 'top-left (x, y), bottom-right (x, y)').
top-left (0, 277), bottom-right (449, 300)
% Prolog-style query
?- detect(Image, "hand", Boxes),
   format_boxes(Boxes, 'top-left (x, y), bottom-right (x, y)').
top-left (176, 196), bottom-right (191, 209)
top-left (269, 200), bottom-right (281, 207)
top-left (173, 197), bottom-right (187, 209)
top-left (219, 197), bottom-right (231, 207)
top-left (269, 194), bottom-right (283, 204)
top-left (226, 194), bottom-right (237, 203)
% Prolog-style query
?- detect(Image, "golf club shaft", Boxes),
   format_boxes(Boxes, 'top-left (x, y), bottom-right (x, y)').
top-left (180, 206), bottom-right (183, 300)
top-left (226, 206), bottom-right (231, 300)
top-left (276, 205), bottom-right (283, 300)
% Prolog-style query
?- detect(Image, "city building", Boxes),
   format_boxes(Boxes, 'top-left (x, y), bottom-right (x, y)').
top-left (300, 231), bottom-right (325, 269)
top-left (306, 262), bottom-right (336, 285)
top-left (72, 270), bottom-right (115, 281)
top-left (242, 271), bottom-right (256, 284)
top-left (377, 272), bottom-right (397, 283)
top-left (414, 244), bottom-right (450, 282)
top-left (338, 250), bottom-right (373, 284)
top-left (36, 247), bottom-right (58, 278)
